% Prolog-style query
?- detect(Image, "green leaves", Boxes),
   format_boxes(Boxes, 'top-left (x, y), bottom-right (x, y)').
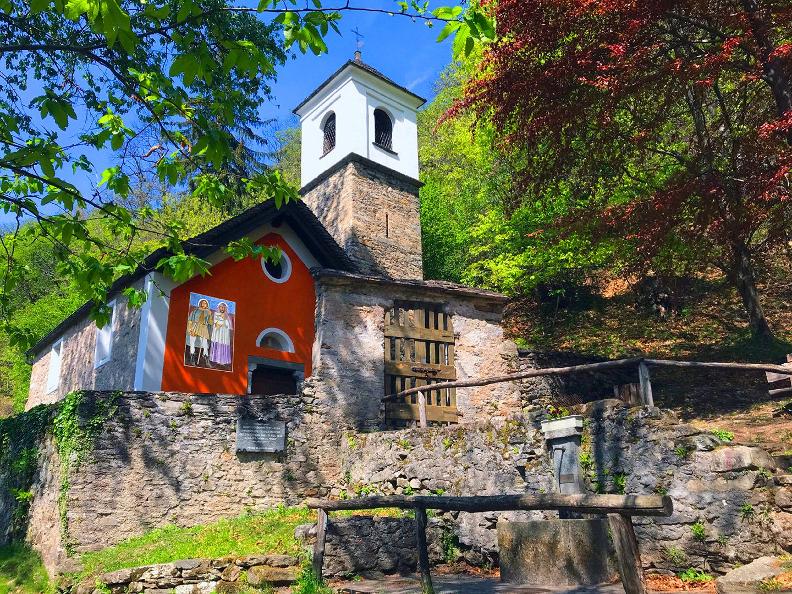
top-left (431, 5), bottom-right (495, 57)
top-left (274, 10), bottom-right (341, 55)
top-left (226, 237), bottom-right (282, 264)
top-left (33, 91), bottom-right (77, 131)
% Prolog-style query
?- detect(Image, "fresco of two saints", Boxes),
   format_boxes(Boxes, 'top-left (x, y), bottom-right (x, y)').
top-left (185, 293), bottom-right (236, 371)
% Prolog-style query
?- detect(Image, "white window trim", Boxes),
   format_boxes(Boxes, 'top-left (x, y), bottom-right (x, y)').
top-left (46, 338), bottom-right (63, 394)
top-left (94, 299), bottom-right (117, 369)
top-left (255, 328), bottom-right (295, 353)
top-left (261, 252), bottom-right (292, 284)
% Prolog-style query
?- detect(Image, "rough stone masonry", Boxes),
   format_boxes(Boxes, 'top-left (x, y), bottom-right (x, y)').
top-left (5, 390), bottom-right (791, 578)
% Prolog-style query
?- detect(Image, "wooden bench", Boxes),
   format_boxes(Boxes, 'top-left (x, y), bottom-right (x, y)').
top-left (307, 493), bottom-right (673, 594)
top-left (766, 354), bottom-right (792, 398)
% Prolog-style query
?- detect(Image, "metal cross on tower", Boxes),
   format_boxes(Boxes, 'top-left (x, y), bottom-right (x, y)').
top-left (351, 27), bottom-right (364, 54)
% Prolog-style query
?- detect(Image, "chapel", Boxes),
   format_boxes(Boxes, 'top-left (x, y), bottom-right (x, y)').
top-left (25, 54), bottom-right (518, 426)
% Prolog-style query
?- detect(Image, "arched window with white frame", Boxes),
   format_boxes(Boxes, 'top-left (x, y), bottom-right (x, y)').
top-left (373, 108), bottom-right (393, 151)
top-left (256, 328), bottom-right (295, 353)
top-left (322, 112), bottom-right (336, 156)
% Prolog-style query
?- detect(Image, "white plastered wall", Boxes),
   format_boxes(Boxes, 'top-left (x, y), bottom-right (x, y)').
top-left (297, 65), bottom-right (421, 186)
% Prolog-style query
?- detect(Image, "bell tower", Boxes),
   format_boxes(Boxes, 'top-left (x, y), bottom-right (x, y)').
top-left (294, 53), bottom-right (426, 280)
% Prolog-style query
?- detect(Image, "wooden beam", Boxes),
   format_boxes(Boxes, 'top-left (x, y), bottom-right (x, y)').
top-left (417, 391), bottom-right (427, 428)
top-left (383, 358), bottom-right (643, 400)
top-left (638, 362), bottom-right (654, 407)
top-left (609, 514), bottom-right (646, 594)
top-left (383, 357), bottom-right (792, 401)
top-left (642, 359), bottom-right (792, 374)
top-left (312, 508), bottom-right (328, 581)
top-left (414, 507), bottom-right (434, 594)
top-left (307, 493), bottom-right (673, 517)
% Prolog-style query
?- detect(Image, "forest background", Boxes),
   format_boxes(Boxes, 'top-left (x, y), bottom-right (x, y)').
top-left (3, 0), bottom-right (792, 415)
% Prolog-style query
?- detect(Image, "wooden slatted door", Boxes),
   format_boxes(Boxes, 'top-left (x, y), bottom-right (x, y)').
top-left (384, 302), bottom-right (458, 424)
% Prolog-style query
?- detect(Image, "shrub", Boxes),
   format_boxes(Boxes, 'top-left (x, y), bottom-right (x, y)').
top-left (711, 429), bottom-right (734, 442)
top-left (664, 546), bottom-right (687, 566)
top-left (690, 521), bottom-right (706, 541)
top-left (678, 568), bottom-right (714, 584)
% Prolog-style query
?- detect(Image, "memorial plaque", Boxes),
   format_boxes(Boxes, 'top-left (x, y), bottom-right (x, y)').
top-left (236, 418), bottom-right (286, 453)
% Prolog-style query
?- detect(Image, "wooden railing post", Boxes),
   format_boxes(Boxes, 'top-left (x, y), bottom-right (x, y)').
top-left (312, 508), bottom-right (328, 581)
top-left (608, 514), bottom-right (646, 594)
top-left (638, 361), bottom-right (654, 407)
top-left (417, 390), bottom-right (427, 428)
top-left (414, 506), bottom-right (434, 594)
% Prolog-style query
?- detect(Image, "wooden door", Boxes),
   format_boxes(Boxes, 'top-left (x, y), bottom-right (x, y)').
top-left (384, 302), bottom-right (458, 424)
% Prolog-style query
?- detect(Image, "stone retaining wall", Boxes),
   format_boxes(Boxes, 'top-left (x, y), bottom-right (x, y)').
top-left (72, 553), bottom-right (300, 594)
top-left (337, 400), bottom-right (792, 574)
top-left (19, 391), bottom-right (343, 573)
top-left (5, 391), bottom-right (792, 580)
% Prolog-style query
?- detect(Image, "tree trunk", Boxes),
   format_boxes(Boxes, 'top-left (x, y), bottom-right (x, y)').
top-left (741, 0), bottom-right (792, 144)
top-left (732, 243), bottom-right (774, 339)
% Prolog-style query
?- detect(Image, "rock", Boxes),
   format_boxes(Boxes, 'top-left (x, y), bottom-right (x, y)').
top-left (689, 434), bottom-right (721, 451)
top-left (245, 565), bottom-right (299, 586)
top-left (294, 523), bottom-right (316, 543)
top-left (706, 446), bottom-right (776, 472)
top-left (715, 557), bottom-right (787, 594)
top-left (96, 567), bottom-right (146, 585)
top-left (220, 565), bottom-right (241, 582)
top-left (173, 559), bottom-right (206, 571)
top-left (174, 583), bottom-right (216, 594)
top-left (140, 563), bottom-right (179, 582)
top-left (215, 582), bottom-right (244, 593)
top-left (260, 554), bottom-right (298, 568)
top-left (498, 518), bottom-right (613, 587)
top-left (581, 399), bottom-right (627, 416)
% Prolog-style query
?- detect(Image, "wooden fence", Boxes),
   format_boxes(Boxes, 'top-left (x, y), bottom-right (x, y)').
top-left (382, 356), bottom-right (792, 427)
top-left (307, 493), bottom-right (673, 594)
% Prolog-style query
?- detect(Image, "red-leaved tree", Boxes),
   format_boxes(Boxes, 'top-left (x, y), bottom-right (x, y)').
top-left (454, 0), bottom-right (792, 339)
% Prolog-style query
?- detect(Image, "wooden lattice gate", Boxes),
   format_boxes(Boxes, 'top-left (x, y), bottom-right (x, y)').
top-left (384, 302), bottom-right (458, 424)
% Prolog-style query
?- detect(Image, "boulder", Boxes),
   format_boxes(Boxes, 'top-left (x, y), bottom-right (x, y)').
top-left (705, 446), bottom-right (776, 473)
top-left (715, 557), bottom-right (789, 594)
top-left (245, 565), bottom-right (299, 586)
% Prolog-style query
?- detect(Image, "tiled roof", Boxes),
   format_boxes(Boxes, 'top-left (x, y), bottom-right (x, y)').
top-left (28, 200), bottom-right (356, 357)
top-left (293, 56), bottom-right (426, 114)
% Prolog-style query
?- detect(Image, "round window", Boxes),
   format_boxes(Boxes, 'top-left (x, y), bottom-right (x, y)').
top-left (261, 252), bottom-right (291, 283)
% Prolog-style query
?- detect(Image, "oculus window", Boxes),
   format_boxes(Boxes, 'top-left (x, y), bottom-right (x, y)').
top-left (261, 252), bottom-right (292, 284)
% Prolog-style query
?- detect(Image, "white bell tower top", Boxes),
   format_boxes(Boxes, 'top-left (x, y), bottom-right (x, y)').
top-left (293, 53), bottom-right (426, 188)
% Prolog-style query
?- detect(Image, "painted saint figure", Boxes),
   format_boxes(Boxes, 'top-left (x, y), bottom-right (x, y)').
top-left (209, 302), bottom-right (233, 367)
top-left (186, 298), bottom-right (212, 366)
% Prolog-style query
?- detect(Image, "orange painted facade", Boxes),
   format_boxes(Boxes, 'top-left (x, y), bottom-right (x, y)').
top-left (161, 232), bottom-right (315, 394)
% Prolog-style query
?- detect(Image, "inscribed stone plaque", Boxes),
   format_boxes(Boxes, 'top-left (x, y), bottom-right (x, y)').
top-left (236, 418), bottom-right (286, 453)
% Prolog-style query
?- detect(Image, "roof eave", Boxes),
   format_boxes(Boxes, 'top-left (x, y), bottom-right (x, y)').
top-left (293, 60), bottom-right (427, 116)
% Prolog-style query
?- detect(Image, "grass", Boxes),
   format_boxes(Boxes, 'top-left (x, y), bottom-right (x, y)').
top-left (0, 544), bottom-right (52, 594)
top-left (74, 504), bottom-right (406, 585)
top-left (76, 505), bottom-right (314, 583)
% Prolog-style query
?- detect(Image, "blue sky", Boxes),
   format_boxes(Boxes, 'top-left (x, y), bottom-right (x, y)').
top-left (262, 4), bottom-right (452, 123)
top-left (0, 3), bottom-right (453, 226)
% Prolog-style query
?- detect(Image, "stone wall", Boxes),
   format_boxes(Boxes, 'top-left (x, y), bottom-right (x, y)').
top-left (19, 391), bottom-right (343, 574)
top-left (27, 280), bottom-right (144, 410)
top-left (7, 390), bottom-right (791, 579)
top-left (311, 270), bottom-right (521, 431)
top-left (71, 554), bottom-right (300, 594)
top-left (336, 401), bottom-right (792, 574)
top-left (302, 157), bottom-right (424, 280)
